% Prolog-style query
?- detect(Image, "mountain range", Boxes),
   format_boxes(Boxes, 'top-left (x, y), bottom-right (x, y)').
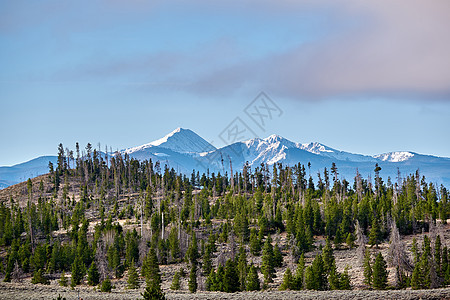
top-left (2, 127), bottom-right (450, 189)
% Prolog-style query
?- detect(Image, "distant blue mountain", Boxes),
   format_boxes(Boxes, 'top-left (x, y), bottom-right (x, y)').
top-left (1, 128), bottom-right (450, 189)
top-left (0, 156), bottom-right (57, 189)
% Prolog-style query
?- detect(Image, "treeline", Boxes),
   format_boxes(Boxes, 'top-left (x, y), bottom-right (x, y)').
top-left (0, 142), bottom-right (449, 294)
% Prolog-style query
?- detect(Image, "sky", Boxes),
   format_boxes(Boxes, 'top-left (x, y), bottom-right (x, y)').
top-left (1, 0), bottom-right (450, 166)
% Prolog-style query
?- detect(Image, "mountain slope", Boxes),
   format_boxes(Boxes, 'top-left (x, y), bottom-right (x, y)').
top-left (124, 127), bottom-right (215, 155)
top-left (1, 128), bottom-right (450, 189)
top-left (0, 156), bottom-right (57, 188)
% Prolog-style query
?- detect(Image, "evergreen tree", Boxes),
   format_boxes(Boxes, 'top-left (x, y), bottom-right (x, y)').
top-left (340, 266), bottom-right (351, 290)
top-left (188, 262), bottom-right (197, 293)
top-left (59, 271), bottom-right (68, 287)
top-left (293, 253), bottom-right (305, 290)
top-left (223, 259), bottom-right (239, 292)
top-left (87, 261), bottom-right (100, 286)
top-left (246, 264), bottom-right (260, 291)
top-left (100, 276), bottom-right (113, 292)
top-left (363, 249), bottom-right (372, 287)
top-left (142, 284), bottom-right (165, 300)
top-left (280, 267), bottom-right (293, 290)
top-left (346, 232), bottom-right (355, 249)
top-left (31, 268), bottom-right (49, 285)
top-left (249, 228), bottom-right (261, 256)
top-left (170, 270), bottom-right (181, 290)
top-left (127, 260), bottom-right (140, 289)
top-left (203, 248), bottom-right (213, 276)
top-left (273, 243), bottom-right (283, 268)
top-left (368, 217), bottom-right (381, 248)
top-left (142, 248), bottom-right (161, 287)
top-left (261, 235), bottom-right (275, 284)
top-left (71, 256), bottom-right (85, 286)
top-left (206, 269), bottom-right (216, 291)
top-left (237, 246), bottom-right (248, 291)
top-left (372, 253), bottom-right (388, 290)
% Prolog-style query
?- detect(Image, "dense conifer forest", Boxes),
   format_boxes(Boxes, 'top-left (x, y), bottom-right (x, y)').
top-left (0, 142), bottom-right (449, 298)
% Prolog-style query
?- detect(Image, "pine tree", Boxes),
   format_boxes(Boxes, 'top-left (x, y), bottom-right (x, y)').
top-left (340, 266), bottom-right (351, 290)
top-left (31, 268), bottom-right (49, 285)
top-left (71, 256), bottom-right (85, 286)
top-left (249, 228), bottom-right (261, 256)
top-left (273, 243), bottom-right (283, 268)
top-left (206, 268), bottom-right (217, 291)
top-left (322, 238), bottom-right (335, 275)
top-left (280, 267), bottom-right (293, 290)
top-left (293, 253), bottom-right (305, 290)
top-left (87, 261), bottom-right (100, 286)
top-left (170, 270), bottom-right (181, 290)
top-left (141, 247), bottom-right (164, 297)
top-left (223, 259), bottom-right (239, 292)
top-left (202, 248), bottom-right (213, 276)
top-left (372, 253), bottom-right (388, 290)
top-left (59, 271), bottom-right (68, 287)
top-left (435, 235), bottom-right (442, 278)
top-left (127, 260), bottom-right (140, 289)
top-left (411, 262), bottom-right (421, 290)
top-left (261, 235), bottom-right (275, 284)
top-left (237, 246), bottom-right (248, 291)
top-left (142, 248), bottom-right (161, 287)
top-left (100, 276), bottom-right (113, 292)
top-left (246, 264), bottom-right (260, 291)
top-left (142, 284), bottom-right (166, 300)
top-left (188, 262), bottom-right (197, 293)
top-left (368, 217), bottom-right (381, 248)
top-left (363, 249), bottom-right (372, 287)
top-left (346, 232), bottom-right (355, 249)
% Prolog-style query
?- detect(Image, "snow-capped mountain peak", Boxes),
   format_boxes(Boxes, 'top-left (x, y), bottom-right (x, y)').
top-left (124, 128), bottom-right (216, 154)
top-left (374, 151), bottom-right (415, 162)
top-left (300, 142), bottom-right (335, 154)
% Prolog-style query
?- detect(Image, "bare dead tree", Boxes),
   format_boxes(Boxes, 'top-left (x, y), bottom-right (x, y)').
top-left (95, 241), bottom-right (109, 281)
top-left (355, 220), bottom-right (367, 265)
top-left (12, 261), bottom-right (23, 283)
top-left (387, 220), bottom-right (412, 286)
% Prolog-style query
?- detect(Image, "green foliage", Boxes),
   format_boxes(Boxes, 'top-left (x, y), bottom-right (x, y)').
top-left (249, 228), bottom-right (261, 256)
top-left (372, 253), bottom-right (388, 290)
top-left (142, 248), bottom-right (161, 287)
top-left (305, 253), bottom-right (327, 290)
top-left (363, 249), bottom-right (372, 287)
top-left (273, 243), bottom-right (283, 268)
top-left (188, 263), bottom-right (197, 293)
top-left (87, 261), bottom-right (100, 286)
top-left (170, 270), bottom-right (181, 290)
top-left (59, 271), bottom-right (68, 287)
top-left (246, 264), bottom-right (260, 291)
top-left (280, 267), bottom-right (293, 290)
top-left (100, 276), bottom-right (113, 292)
top-left (127, 260), bottom-right (140, 289)
top-left (237, 246), bottom-right (248, 291)
top-left (70, 256), bottom-right (85, 286)
top-left (368, 217), bottom-right (382, 248)
top-left (142, 284), bottom-right (166, 300)
top-left (293, 253), bottom-right (305, 290)
top-left (261, 235), bottom-right (275, 284)
top-left (31, 268), bottom-right (49, 285)
top-left (223, 259), bottom-right (239, 292)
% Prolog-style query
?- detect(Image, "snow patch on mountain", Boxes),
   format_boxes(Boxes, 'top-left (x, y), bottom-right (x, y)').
top-left (374, 152), bottom-right (415, 162)
top-left (124, 127), bottom-right (216, 155)
top-left (299, 142), bottom-right (377, 163)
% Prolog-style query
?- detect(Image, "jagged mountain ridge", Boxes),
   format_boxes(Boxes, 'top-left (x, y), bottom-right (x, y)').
top-left (1, 128), bottom-right (450, 189)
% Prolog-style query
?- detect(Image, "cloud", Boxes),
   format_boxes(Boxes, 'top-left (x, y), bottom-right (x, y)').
top-left (189, 0), bottom-right (450, 101)
top-left (22, 0), bottom-right (450, 101)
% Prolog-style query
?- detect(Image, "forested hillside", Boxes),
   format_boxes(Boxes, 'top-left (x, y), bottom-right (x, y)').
top-left (0, 143), bottom-right (449, 298)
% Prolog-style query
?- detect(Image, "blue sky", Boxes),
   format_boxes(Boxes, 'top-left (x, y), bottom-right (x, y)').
top-left (1, 0), bottom-right (450, 166)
